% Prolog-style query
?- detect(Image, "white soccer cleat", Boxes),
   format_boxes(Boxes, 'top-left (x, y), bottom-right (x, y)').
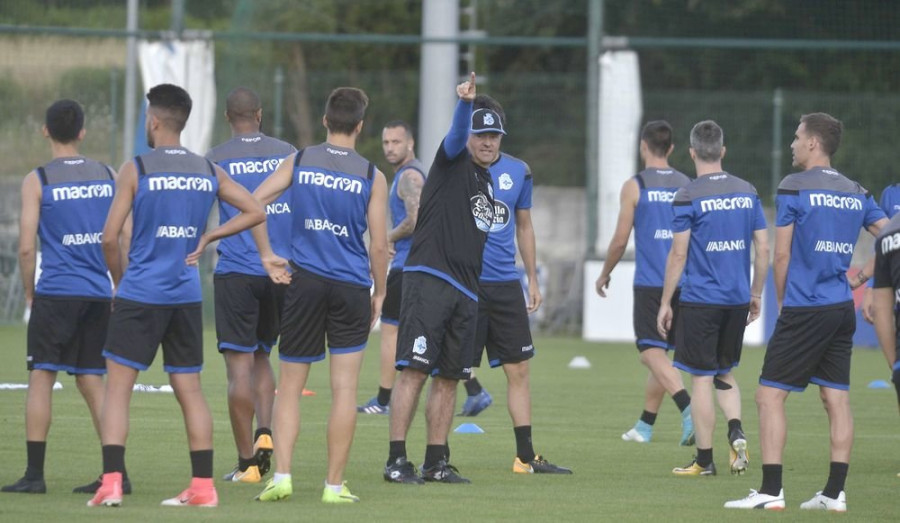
top-left (799, 491), bottom-right (846, 512)
top-left (724, 489), bottom-right (785, 510)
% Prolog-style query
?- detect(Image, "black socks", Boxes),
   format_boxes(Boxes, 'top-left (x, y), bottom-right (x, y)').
top-left (25, 441), bottom-right (46, 480)
top-left (464, 378), bottom-right (483, 396)
top-left (377, 387), bottom-right (392, 407)
top-left (514, 425), bottom-right (535, 463)
top-left (190, 450), bottom-right (213, 479)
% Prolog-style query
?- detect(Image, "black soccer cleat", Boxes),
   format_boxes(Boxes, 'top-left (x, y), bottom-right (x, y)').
top-left (421, 460), bottom-right (471, 484)
top-left (384, 457), bottom-right (425, 484)
top-left (514, 455), bottom-right (573, 474)
top-left (2, 476), bottom-right (47, 494)
top-left (73, 474), bottom-right (132, 495)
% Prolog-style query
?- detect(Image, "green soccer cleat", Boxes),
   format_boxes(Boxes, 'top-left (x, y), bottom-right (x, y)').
top-left (321, 482), bottom-right (359, 503)
top-left (255, 477), bottom-right (292, 502)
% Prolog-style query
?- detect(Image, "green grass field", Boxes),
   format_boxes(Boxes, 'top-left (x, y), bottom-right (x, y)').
top-left (0, 324), bottom-right (896, 521)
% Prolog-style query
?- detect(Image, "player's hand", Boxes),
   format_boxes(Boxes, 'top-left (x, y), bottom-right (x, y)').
top-left (862, 287), bottom-right (875, 324)
top-left (657, 303), bottom-right (673, 339)
top-left (370, 292), bottom-right (385, 330)
top-left (457, 72), bottom-right (476, 102)
top-left (185, 234), bottom-right (210, 266)
top-left (747, 296), bottom-right (761, 325)
top-left (262, 254), bottom-right (292, 285)
top-left (527, 280), bottom-right (542, 313)
top-left (595, 274), bottom-right (611, 297)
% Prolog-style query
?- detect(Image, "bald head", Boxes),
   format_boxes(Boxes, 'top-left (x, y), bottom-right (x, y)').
top-left (226, 87), bottom-right (262, 131)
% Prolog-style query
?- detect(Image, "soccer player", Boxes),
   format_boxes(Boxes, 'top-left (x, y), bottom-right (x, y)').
top-left (726, 113), bottom-right (886, 511)
top-left (861, 182), bottom-right (900, 323)
top-left (206, 87), bottom-right (296, 483)
top-left (88, 84), bottom-right (266, 508)
top-left (465, 93), bottom-right (571, 474)
top-left (870, 214), bottom-right (900, 439)
top-left (383, 73), bottom-right (494, 485)
top-left (251, 87), bottom-right (388, 503)
top-left (358, 120), bottom-right (426, 415)
top-left (595, 120), bottom-right (694, 446)
top-left (657, 120), bottom-right (769, 477)
top-left (2, 100), bottom-right (116, 495)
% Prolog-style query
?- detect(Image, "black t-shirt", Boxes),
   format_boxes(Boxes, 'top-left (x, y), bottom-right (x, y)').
top-left (403, 139), bottom-right (495, 300)
top-left (873, 213), bottom-right (900, 331)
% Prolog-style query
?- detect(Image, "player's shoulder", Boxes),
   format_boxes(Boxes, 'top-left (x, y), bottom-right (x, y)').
top-left (722, 172), bottom-right (759, 195)
top-left (496, 152), bottom-right (532, 179)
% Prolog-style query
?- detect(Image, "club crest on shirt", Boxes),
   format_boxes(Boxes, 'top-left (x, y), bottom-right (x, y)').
top-left (471, 193), bottom-right (494, 232)
top-left (498, 173), bottom-right (513, 190)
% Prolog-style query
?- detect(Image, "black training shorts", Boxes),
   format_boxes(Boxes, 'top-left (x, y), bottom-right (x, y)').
top-left (104, 298), bottom-right (203, 373)
top-left (673, 303), bottom-right (749, 376)
top-left (27, 296), bottom-right (109, 375)
top-left (633, 287), bottom-right (679, 352)
top-left (396, 271), bottom-right (477, 380)
top-left (472, 280), bottom-right (535, 368)
top-left (214, 273), bottom-right (285, 353)
top-left (380, 269), bottom-right (403, 325)
top-left (278, 266), bottom-right (370, 363)
top-left (760, 301), bottom-right (855, 391)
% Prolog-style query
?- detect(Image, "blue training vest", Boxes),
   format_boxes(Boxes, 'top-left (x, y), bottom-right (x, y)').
top-left (115, 147), bottom-right (219, 305)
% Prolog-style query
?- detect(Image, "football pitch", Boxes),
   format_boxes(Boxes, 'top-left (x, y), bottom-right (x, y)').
top-left (0, 324), bottom-right (896, 521)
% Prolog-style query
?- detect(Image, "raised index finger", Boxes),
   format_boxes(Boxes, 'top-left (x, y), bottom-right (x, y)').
top-left (469, 71), bottom-right (476, 88)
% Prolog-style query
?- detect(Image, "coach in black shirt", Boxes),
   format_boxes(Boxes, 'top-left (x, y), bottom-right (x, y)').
top-left (384, 73), bottom-right (499, 484)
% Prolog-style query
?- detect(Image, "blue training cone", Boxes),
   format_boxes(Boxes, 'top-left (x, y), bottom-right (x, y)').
top-left (454, 423), bottom-right (485, 434)
top-left (868, 379), bottom-right (890, 389)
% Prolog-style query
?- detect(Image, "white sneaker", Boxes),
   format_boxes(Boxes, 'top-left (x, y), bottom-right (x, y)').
top-left (724, 489), bottom-right (786, 510)
top-left (800, 491), bottom-right (847, 512)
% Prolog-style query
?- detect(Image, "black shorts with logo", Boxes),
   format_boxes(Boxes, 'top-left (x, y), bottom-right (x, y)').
top-left (633, 287), bottom-right (679, 352)
top-left (278, 266), bottom-right (371, 363)
top-left (396, 271), bottom-right (477, 380)
top-left (760, 301), bottom-right (855, 391)
top-left (472, 280), bottom-right (535, 368)
top-left (380, 269), bottom-right (404, 325)
top-left (103, 298), bottom-right (203, 373)
top-left (214, 273), bottom-right (286, 354)
top-left (673, 303), bottom-right (749, 376)
top-left (27, 296), bottom-right (110, 375)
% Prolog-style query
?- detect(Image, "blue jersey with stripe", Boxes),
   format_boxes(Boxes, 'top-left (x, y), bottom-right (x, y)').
top-left (673, 172), bottom-right (767, 306)
top-left (633, 167), bottom-right (691, 288)
top-left (777, 166), bottom-right (885, 308)
top-left (206, 132), bottom-right (296, 276)
top-left (481, 153), bottom-right (532, 282)
top-left (388, 158), bottom-right (426, 271)
top-left (116, 147), bottom-right (218, 305)
top-left (289, 143), bottom-right (374, 288)
top-left (879, 183), bottom-right (900, 218)
top-left (34, 157), bottom-right (115, 299)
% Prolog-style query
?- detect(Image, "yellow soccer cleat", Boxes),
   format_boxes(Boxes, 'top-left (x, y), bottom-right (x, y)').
top-left (673, 458), bottom-right (717, 476)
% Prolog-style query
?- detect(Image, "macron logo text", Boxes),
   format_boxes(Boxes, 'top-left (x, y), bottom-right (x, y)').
top-left (647, 190), bottom-right (675, 203)
top-left (296, 170), bottom-right (362, 194)
top-left (700, 196), bottom-right (753, 213)
top-left (51, 184), bottom-right (112, 201)
top-left (229, 158), bottom-right (283, 176)
top-left (809, 193), bottom-right (863, 210)
top-left (148, 176), bottom-right (214, 192)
